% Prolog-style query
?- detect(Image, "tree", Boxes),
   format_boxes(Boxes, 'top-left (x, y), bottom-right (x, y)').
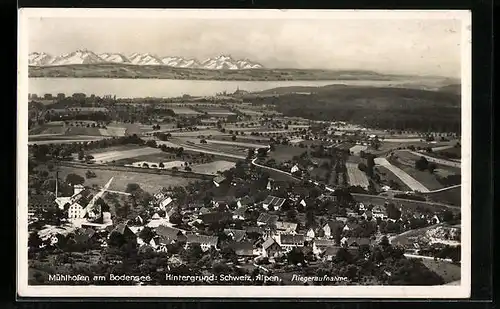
top-left (28, 232), bottom-right (42, 250)
top-left (386, 203), bottom-right (401, 220)
top-left (126, 183), bottom-right (141, 193)
top-left (231, 135), bottom-right (237, 141)
top-left (427, 162), bottom-right (437, 173)
top-left (66, 173), bottom-right (85, 186)
top-left (85, 170), bottom-right (96, 178)
top-left (139, 227), bottom-right (155, 243)
top-left (415, 156), bottom-right (429, 171)
top-left (286, 209), bottom-right (298, 222)
top-left (286, 247), bottom-right (305, 265)
top-left (169, 212), bottom-right (183, 225)
top-left (442, 210), bottom-right (454, 223)
top-left (159, 162), bottom-right (164, 168)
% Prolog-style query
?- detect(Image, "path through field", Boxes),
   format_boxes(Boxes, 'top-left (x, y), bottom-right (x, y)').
top-left (345, 163), bottom-right (369, 188)
top-left (374, 157), bottom-right (430, 192)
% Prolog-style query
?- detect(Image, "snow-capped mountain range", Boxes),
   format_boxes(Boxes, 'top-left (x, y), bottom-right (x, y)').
top-left (28, 50), bottom-right (264, 70)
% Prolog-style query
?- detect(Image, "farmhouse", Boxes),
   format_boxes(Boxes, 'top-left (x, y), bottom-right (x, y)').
top-left (262, 195), bottom-right (287, 211)
top-left (275, 221), bottom-right (298, 235)
top-left (68, 203), bottom-right (84, 220)
top-left (277, 234), bottom-right (305, 251)
top-left (155, 225), bottom-right (186, 244)
top-left (186, 234), bottom-right (219, 251)
top-left (261, 237), bottom-right (281, 258)
top-left (312, 239), bottom-right (337, 255)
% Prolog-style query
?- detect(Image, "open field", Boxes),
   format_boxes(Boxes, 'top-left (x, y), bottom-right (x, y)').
top-left (86, 145), bottom-right (140, 154)
top-left (57, 165), bottom-right (197, 192)
top-left (346, 163), bottom-right (369, 188)
top-left (155, 140), bottom-right (246, 160)
top-left (170, 107), bottom-right (201, 115)
top-left (190, 160), bottom-right (236, 175)
top-left (64, 126), bottom-right (102, 136)
top-left (113, 152), bottom-right (181, 165)
top-left (90, 147), bottom-right (162, 163)
top-left (29, 123), bottom-right (66, 135)
top-left (389, 158), bottom-right (445, 191)
top-left (171, 129), bottom-right (227, 137)
top-left (374, 157), bottom-right (430, 192)
top-left (349, 145), bottom-right (367, 155)
top-left (205, 139), bottom-right (267, 149)
top-left (352, 194), bottom-right (459, 212)
top-left (236, 109), bottom-right (264, 116)
top-left (268, 144), bottom-right (308, 164)
top-left (375, 166), bottom-right (412, 192)
top-left (421, 259), bottom-right (461, 284)
top-left (422, 185), bottom-right (461, 206)
top-left (404, 150), bottom-right (461, 168)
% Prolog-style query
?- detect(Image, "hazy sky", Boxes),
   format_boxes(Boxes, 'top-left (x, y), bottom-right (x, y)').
top-left (28, 16), bottom-right (463, 77)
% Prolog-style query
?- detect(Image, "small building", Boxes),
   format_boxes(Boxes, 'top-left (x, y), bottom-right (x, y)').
top-left (262, 237), bottom-right (281, 258)
top-left (213, 176), bottom-right (227, 187)
top-left (262, 195), bottom-right (287, 211)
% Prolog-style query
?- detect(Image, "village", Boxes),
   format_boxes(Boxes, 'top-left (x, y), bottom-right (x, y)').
top-left (27, 89), bottom-right (462, 286)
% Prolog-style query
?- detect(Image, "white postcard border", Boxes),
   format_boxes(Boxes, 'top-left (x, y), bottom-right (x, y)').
top-left (17, 8), bottom-right (472, 298)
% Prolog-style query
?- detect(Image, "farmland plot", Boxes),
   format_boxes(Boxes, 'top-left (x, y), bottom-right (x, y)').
top-left (190, 160), bottom-right (236, 175)
top-left (346, 163), bottom-right (369, 188)
top-left (349, 145), bottom-right (368, 155)
top-left (91, 147), bottom-right (163, 163)
top-left (374, 157), bottom-right (430, 192)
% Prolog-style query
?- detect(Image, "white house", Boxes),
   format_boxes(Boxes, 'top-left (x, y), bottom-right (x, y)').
top-left (68, 203), bottom-right (84, 220)
top-left (306, 228), bottom-right (316, 240)
top-left (290, 164), bottom-right (300, 174)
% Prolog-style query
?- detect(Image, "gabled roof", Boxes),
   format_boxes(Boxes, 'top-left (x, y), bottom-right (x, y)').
top-left (199, 207), bottom-right (211, 215)
top-left (213, 176), bottom-right (226, 184)
top-left (200, 212), bottom-right (232, 224)
top-left (324, 246), bottom-right (342, 256)
top-left (244, 226), bottom-right (264, 234)
top-left (347, 237), bottom-right (372, 246)
top-left (155, 225), bottom-right (183, 239)
top-left (232, 205), bottom-right (248, 218)
top-left (275, 221), bottom-right (298, 232)
top-left (257, 213), bottom-right (278, 225)
top-left (223, 229), bottom-right (246, 242)
top-left (280, 234), bottom-right (305, 245)
top-left (112, 223), bottom-right (133, 236)
top-left (262, 195), bottom-right (286, 207)
top-left (314, 239), bottom-right (337, 247)
top-left (186, 234), bottom-right (218, 246)
top-left (152, 213), bottom-right (161, 220)
top-left (262, 237), bottom-right (280, 250)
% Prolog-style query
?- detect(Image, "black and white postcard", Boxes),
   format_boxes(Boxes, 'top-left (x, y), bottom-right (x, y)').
top-left (17, 9), bottom-right (471, 298)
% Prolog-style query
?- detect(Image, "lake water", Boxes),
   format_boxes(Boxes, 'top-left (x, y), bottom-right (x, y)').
top-left (29, 78), bottom-right (412, 98)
